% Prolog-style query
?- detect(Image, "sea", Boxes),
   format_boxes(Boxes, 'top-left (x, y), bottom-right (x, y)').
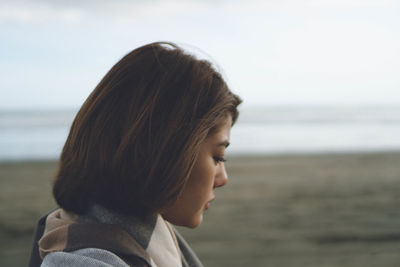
top-left (1, 105), bottom-right (400, 161)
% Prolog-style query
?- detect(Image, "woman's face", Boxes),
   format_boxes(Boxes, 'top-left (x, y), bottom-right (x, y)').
top-left (161, 116), bottom-right (232, 228)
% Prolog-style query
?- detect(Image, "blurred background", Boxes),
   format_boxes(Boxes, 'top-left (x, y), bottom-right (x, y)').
top-left (1, 0), bottom-right (400, 266)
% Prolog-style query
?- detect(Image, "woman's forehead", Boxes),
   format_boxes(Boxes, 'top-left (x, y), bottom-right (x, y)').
top-left (214, 116), bottom-right (232, 133)
top-left (206, 118), bottom-right (232, 144)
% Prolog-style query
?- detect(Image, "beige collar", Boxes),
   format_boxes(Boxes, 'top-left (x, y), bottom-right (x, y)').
top-left (146, 215), bottom-right (182, 267)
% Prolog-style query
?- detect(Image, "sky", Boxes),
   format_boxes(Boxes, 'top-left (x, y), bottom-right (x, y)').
top-left (1, 0), bottom-right (400, 109)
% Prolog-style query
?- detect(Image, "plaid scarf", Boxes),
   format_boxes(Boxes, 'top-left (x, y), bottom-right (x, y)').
top-left (29, 205), bottom-right (203, 267)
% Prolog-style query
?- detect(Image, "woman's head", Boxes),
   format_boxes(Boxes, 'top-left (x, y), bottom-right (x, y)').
top-left (53, 42), bottom-right (242, 220)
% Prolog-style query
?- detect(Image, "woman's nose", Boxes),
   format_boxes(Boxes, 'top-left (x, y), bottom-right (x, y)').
top-left (214, 163), bottom-right (228, 188)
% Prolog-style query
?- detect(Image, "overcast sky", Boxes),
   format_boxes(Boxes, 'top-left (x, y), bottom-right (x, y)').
top-left (1, 0), bottom-right (399, 109)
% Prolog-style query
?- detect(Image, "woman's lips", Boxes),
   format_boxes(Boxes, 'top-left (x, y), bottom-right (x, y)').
top-left (205, 198), bottom-right (215, 210)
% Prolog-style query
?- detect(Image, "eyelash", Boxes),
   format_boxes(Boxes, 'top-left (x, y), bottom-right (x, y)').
top-left (213, 157), bottom-right (226, 164)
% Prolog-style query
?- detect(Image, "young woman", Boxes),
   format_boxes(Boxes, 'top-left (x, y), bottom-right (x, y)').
top-left (29, 42), bottom-right (241, 267)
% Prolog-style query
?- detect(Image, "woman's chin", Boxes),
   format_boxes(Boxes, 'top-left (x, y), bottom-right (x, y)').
top-left (185, 217), bottom-right (202, 229)
top-left (166, 214), bottom-right (203, 229)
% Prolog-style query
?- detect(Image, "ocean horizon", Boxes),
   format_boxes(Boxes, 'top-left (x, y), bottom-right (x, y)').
top-left (1, 105), bottom-right (400, 161)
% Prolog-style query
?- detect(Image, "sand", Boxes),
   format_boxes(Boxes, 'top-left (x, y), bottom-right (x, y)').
top-left (1, 152), bottom-right (400, 266)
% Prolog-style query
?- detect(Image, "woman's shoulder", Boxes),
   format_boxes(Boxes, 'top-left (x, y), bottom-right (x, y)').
top-left (41, 248), bottom-right (131, 267)
top-left (30, 208), bottom-right (151, 267)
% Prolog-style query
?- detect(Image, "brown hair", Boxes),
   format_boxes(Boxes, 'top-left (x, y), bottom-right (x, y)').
top-left (53, 42), bottom-right (241, 217)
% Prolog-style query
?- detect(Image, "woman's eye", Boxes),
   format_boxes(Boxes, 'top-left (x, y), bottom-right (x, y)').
top-left (213, 157), bottom-right (226, 164)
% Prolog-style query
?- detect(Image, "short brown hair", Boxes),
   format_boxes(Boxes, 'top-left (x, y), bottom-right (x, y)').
top-left (53, 42), bottom-right (242, 217)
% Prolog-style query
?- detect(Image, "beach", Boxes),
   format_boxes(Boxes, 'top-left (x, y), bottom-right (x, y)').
top-left (1, 152), bottom-right (400, 266)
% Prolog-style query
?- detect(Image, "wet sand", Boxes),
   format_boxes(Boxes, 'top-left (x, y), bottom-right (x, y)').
top-left (1, 152), bottom-right (400, 266)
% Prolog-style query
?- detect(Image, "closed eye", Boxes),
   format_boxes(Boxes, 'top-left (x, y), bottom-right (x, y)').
top-left (213, 157), bottom-right (226, 164)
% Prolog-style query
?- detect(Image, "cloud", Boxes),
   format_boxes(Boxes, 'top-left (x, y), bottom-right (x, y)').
top-left (0, 2), bottom-right (86, 24)
top-left (307, 0), bottom-right (396, 8)
top-left (1, 0), bottom-right (398, 24)
top-left (0, 0), bottom-right (214, 24)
